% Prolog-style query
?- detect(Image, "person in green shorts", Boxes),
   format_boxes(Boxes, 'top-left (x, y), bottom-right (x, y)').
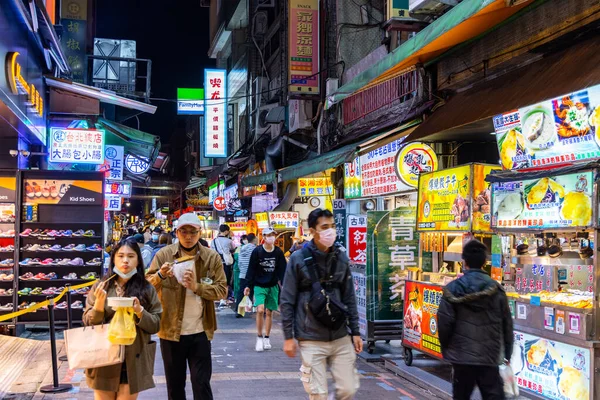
top-left (245, 228), bottom-right (286, 352)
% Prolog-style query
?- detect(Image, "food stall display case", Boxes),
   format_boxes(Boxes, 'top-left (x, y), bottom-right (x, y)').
top-left (401, 163), bottom-right (500, 365)
top-left (487, 164), bottom-right (599, 400)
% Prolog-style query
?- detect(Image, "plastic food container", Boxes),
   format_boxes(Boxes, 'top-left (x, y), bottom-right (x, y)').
top-left (107, 297), bottom-right (134, 309)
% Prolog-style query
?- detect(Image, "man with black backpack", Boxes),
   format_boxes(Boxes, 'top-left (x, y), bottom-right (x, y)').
top-left (212, 224), bottom-right (236, 305)
top-left (280, 208), bottom-right (362, 400)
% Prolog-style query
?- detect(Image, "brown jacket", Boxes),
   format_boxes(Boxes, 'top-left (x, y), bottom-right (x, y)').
top-left (83, 281), bottom-right (162, 394)
top-left (146, 242), bottom-right (227, 341)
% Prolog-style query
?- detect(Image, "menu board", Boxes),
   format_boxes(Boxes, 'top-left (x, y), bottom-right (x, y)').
top-left (494, 84), bottom-right (600, 170)
top-left (402, 281), bottom-right (443, 359)
top-left (515, 265), bottom-right (554, 294)
top-left (351, 267), bottom-right (367, 338)
top-left (472, 164), bottom-right (501, 232)
top-left (417, 165), bottom-right (471, 231)
top-left (491, 171), bottom-right (593, 229)
top-left (347, 214), bottom-right (367, 265)
top-left (359, 138), bottom-right (411, 197)
top-left (511, 330), bottom-right (590, 400)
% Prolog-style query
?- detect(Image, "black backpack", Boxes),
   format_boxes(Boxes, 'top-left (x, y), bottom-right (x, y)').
top-left (301, 247), bottom-right (349, 330)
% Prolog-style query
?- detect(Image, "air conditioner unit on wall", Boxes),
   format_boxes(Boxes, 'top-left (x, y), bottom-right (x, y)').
top-left (288, 99), bottom-right (313, 133)
top-left (256, 103), bottom-right (279, 136)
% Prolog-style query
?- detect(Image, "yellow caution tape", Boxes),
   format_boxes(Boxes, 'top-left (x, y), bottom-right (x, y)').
top-left (0, 279), bottom-right (98, 323)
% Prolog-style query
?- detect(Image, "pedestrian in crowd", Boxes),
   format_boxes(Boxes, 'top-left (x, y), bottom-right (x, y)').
top-left (245, 228), bottom-right (286, 352)
top-left (147, 227), bottom-right (162, 249)
top-left (212, 224), bottom-right (236, 305)
top-left (132, 233), bottom-right (145, 251)
top-left (232, 235), bottom-right (246, 308)
top-left (147, 213), bottom-right (227, 400)
top-left (235, 233), bottom-right (257, 318)
top-left (280, 208), bottom-right (362, 400)
top-left (83, 238), bottom-right (163, 399)
top-left (148, 233), bottom-right (172, 266)
top-left (143, 227), bottom-right (152, 244)
top-left (438, 240), bottom-right (513, 400)
top-left (287, 234), bottom-right (308, 255)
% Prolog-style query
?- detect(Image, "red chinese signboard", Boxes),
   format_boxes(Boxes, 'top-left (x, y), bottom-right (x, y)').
top-left (288, 0), bottom-right (319, 94)
top-left (347, 215), bottom-right (367, 265)
top-left (204, 69), bottom-right (227, 158)
top-left (402, 280), bottom-right (443, 360)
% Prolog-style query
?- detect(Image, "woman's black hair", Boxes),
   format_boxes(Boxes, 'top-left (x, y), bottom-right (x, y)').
top-left (103, 238), bottom-right (152, 308)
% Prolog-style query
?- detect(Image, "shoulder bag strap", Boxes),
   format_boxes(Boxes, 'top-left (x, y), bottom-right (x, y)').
top-left (301, 247), bottom-right (321, 288)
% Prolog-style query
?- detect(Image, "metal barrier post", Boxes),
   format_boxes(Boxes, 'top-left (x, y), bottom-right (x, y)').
top-left (58, 285), bottom-right (72, 362)
top-left (40, 296), bottom-right (73, 393)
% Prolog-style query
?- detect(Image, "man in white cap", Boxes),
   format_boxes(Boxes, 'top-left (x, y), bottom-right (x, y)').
top-left (147, 212), bottom-right (227, 400)
top-left (245, 228), bottom-right (287, 352)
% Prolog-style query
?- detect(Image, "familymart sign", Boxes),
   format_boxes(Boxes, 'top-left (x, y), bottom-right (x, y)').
top-left (177, 88), bottom-right (204, 115)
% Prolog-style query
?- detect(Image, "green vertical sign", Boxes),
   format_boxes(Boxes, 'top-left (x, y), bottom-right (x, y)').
top-left (366, 207), bottom-right (418, 321)
top-left (333, 199), bottom-right (347, 248)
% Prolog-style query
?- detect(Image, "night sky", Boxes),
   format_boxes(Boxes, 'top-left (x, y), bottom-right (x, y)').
top-left (95, 0), bottom-right (214, 141)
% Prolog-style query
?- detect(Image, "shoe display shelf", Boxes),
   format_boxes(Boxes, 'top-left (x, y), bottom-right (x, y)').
top-left (0, 176), bottom-right (18, 318)
top-left (15, 171), bottom-right (105, 324)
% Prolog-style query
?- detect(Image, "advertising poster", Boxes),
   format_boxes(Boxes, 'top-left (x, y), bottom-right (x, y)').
top-left (297, 177), bottom-right (333, 197)
top-left (333, 199), bottom-right (347, 248)
top-left (472, 164), bottom-right (500, 232)
top-left (494, 84), bottom-right (600, 170)
top-left (0, 178), bottom-right (16, 203)
top-left (344, 158), bottom-right (361, 199)
top-left (366, 207), bottom-right (418, 321)
top-left (351, 266), bottom-right (367, 338)
top-left (402, 281), bottom-right (443, 359)
top-left (511, 331), bottom-right (590, 399)
top-left (347, 215), bottom-right (367, 265)
top-left (417, 165), bottom-right (471, 231)
top-left (491, 171), bottom-right (593, 230)
top-left (394, 142), bottom-right (438, 188)
top-left (288, 0), bottom-right (320, 94)
top-left (359, 138), bottom-right (411, 197)
top-left (24, 180), bottom-right (102, 205)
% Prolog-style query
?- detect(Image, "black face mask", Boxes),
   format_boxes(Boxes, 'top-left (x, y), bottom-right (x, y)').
top-left (179, 243), bottom-right (198, 253)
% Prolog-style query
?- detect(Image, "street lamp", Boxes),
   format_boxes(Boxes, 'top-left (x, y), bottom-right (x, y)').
top-left (126, 202), bottom-right (131, 207)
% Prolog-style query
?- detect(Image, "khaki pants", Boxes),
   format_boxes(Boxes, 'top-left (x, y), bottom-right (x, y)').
top-left (298, 336), bottom-right (360, 400)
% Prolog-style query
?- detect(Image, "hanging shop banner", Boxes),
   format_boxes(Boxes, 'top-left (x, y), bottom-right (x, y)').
top-left (297, 177), bottom-right (333, 197)
top-left (472, 164), bottom-right (501, 232)
top-left (208, 181), bottom-right (224, 205)
top-left (333, 199), bottom-right (347, 248)
top-left (204, 69), bottom-right (227, 158)
top-left (491, 171), bottom-right (593, 230)
top-left (395, 142), bottom-right (438, 188)
top-left (402, 281), bottom-right (443, 359)
top-left (351, 266), bottom-right (367, 338)
top-left (48, 128), bottom-right (105, 164)
top-left (344, 158), bottom-right (361, 199)
top-left (387, 0), bottom-right (409, 19)
top-left (268, 212), bottom-right (299, 230)
top-left (417, 165), bottom-right (472, 231)
top-left (255, 212), bottom-right (270, 229)
top-left (494, 84), bottom-right (600, 170)
top-left (104, 195), bottom-right (122, 211)
top-left (511, 330), bottom-right (590, 400)
top-left (347, 215), bottom-right (367, 265)
top-left (177, 88), bottom-right (205, 115)
top-left (360, 138), bottom-right (410, 197)
top-left (125, 154), bottom-right (150, 175)
top-left (98, 145), bottom-right (124, 180)
top-left (288, 0), bottom-right (320, 95)
top-left (25, 180), bottom-right (103, 205)
top-left (366, 207), bottom-right (418, 321)
top-left (0, 178), bottom-right (17, 203)
top-left (60, 0), bottom-right (88, 83)
top-left (105, 180), bottom-right (132, 198)
top-left (241, 162), bottom-right (267, 197)
top-left (226, 221), bottom-right (246, 231)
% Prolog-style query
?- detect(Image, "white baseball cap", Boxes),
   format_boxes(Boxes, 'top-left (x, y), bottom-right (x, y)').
top-left (262, 228), bottom-right (276, 235)
top-left (176, 213), bottom-right (202, 230)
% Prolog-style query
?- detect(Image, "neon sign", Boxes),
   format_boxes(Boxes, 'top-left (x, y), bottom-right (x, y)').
top-left (5, 52), bottom-right (44, 117)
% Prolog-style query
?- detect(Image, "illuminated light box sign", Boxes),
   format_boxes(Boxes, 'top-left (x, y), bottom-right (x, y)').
top-left (297, 177), bottom-right (333, 197)
top-left (125, 154), bottom-right (150, 175)
top-left (288, 0), bottom-right (320, 94)
top-left (105, 195), bottom-right (122, 211)
top-left (97, 145), bottom-right (124, 180)
top-left (105, 180), bottom-right (132, 197)
top-left (204, 69), bottom-right (227, 158)
top-left (208, 181), bottom-right (224, 205)
top-left (177, 88), bottom-right (204, 115)
top-left (25, 180), bottom-right (102, 205)
top-left (48, 128), bottom-right (105, 164)
top-left (6, 52), bottom-right (43, 117)
top-left (395, 142), bottom-right (438, 188)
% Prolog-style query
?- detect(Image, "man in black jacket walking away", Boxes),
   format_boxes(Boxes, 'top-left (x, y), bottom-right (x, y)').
top-left (438, 240), bottom-right (513, 400)
top-left (280, 208), bottom-right (362, 400)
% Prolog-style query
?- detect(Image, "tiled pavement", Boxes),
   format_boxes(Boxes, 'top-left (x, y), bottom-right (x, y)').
top-left (3, 308), bottom-right (440, 399)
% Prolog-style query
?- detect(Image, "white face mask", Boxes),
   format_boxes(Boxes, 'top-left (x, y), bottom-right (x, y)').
top-left (264, 236), bottom-right (276, 245)
top-left (317, 228), bottom-right (336, 248)
top-left (113, 266), bottom-right (137, 280)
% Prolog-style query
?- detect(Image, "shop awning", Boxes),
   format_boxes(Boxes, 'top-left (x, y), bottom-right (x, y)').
top-left (45, 77), bottom-right (157, 114)
top-left (326, 0), bottom-right (534, 107)
top-left (404, 36), bottom-right (600, 143)
top-left (96, 118), bottom-right (161, 161)
top-left (184, 178), bottom-right (207, 191)
top-left (278, 142), bottom-right (359, 182)
top-left (241, 170), bottom-right (277, 187)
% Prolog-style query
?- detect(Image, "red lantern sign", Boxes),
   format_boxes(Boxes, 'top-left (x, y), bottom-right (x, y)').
top-left (213, 196), bottom-right (226, 211)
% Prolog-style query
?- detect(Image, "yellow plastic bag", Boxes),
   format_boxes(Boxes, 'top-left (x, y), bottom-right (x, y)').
top-left (238, 296), bottom-right (253, 317)
top-left (108, 307), bottom-right (137, 345)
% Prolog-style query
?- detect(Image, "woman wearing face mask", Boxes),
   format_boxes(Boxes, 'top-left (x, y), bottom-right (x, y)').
top-left (244, 228), bottom-right (287, 352)
top-left (83, 238), bottom-right (163, 400)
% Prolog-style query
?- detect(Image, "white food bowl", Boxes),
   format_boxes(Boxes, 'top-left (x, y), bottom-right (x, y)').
top-left (107, 297), bottom-right (134, 309)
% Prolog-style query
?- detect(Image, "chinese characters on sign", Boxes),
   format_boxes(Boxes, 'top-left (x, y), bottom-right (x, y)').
top-left (104, 195), bottom-right (122, 211)
top-left (255, 212), bottom-right (270, 229)
top-left (105, 181), bottom-right (132, 197)
top-left (204, 69), bottom-right (227, 157)
top-left (297, 177), bottom-right (333, 196)
top-left (514, 265), bottom-right (554, 295)
top-left (359, 138), bottom-right (410, 197)
top-left (333, 199), bottom-right (347, 248)
top-left (268, 212), bottom-right (299, 230)
top-left (289, 0), bottom-right (320, 94)
top-left (49, 128), bottom-right (105, 164)
top-left (347, 215), bottom-right (367, 265)
top-left (344, 158), bottom-right (361, 199)
top-left (387, 0), bottom-right (409, 19)
top-left (60, 0), bottom-right (87, 83)
top-left (125, 154), bottom-right (150, 175)
top-left (395, 142), bottom-right (438, 188)
top-left (102, 145), bottom-right (124, 180)
top-left (351, 268), bottom-right (367, 338)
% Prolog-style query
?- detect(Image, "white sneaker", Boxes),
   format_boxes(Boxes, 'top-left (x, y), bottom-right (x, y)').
top-left (219, 299), bottom-right (227, 308)
top-left (263, 337), bottom-right (272, 350)
top-left (255, 337), bottom-right (264, 352)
